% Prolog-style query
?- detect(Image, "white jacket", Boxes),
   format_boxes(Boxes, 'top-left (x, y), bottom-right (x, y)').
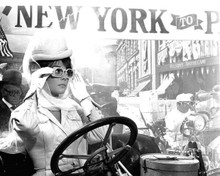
top-left (11, 95), bottom-right (106, 176)
top-left (164, 109), bottom-right (192, 148)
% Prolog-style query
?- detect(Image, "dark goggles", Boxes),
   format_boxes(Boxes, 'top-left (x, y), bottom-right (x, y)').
top-left (51, 67), bottom-right (74, 78)
top-left (178, 101), bottom-right (194, 106)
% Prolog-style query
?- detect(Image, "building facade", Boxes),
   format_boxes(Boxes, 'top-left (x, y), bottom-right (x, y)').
top-left (116, 39), bottom-right (155, 96)
top-left (116, 39), bottom-right (220, 98)
top-left (156, 40), bottom-right (219, 99)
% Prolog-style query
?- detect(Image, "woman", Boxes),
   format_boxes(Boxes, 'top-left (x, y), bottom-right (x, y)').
top-left (10, 30), bottom-right (106, 176)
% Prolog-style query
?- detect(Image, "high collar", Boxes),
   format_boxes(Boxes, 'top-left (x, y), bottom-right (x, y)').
top-left (2, 98), bottom-right (13, 109)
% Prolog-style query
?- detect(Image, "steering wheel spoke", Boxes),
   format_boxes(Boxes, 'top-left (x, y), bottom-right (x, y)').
top-left (107, 145), bottom-right (132, 158)
top-left (60, 154), bottom-right (91, 160)
top-left (102, 123), bottom-right (116, 146)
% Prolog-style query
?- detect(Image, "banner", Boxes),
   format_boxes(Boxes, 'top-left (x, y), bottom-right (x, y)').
top-left (0, 0), bottom-right (219, 40)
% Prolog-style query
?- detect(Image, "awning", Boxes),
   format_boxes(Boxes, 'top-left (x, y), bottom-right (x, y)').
top-left (157, 76), bottom-right (175, 95)
top-left (128, 80), bottom-right (150, 97)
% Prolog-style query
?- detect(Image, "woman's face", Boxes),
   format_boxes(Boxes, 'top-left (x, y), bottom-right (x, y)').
top-left (46, 61), bottom-right (70, 97)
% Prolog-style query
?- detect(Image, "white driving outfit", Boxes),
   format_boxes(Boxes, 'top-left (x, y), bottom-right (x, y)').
top-left (164, 108), bottom-right (192, 148)
top-left (10, 79), bottom-right (106, 176)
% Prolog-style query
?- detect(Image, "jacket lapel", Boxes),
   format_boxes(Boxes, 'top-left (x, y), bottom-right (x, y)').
top-left (38, 108), bottom-right (68, 135)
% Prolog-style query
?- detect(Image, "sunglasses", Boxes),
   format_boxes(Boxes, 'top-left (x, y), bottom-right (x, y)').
top-left (51, 67), bottom-right (74, 78)
top-left (178, 101), bottom-right (194, 106)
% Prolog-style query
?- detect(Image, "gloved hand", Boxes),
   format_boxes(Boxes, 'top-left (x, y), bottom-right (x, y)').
top-left (25, 67), bottom-right (53, 99)
top-left (69, 71), bottom-right (90, 102)
top-left (182, 117), bottom-right (189, 126)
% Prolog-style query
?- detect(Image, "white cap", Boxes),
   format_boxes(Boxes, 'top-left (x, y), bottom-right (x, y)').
top-left (176, 93), bottom-right (193, 102)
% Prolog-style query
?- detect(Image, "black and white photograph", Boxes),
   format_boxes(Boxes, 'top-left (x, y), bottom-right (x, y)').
top-left (0, 1), bottom-right (219, 176)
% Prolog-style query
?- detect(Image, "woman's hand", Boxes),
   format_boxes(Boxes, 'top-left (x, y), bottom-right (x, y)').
top-left (69, 71), bottom-right (90, 102)
top-left (31, 67), bottom-right (53, 88)
top-left (25, 67), bottom-right (53, 99)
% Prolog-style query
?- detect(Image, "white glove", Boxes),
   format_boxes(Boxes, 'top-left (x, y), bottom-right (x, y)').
top-left (25, 67), bottom-right (53, 99)
top-left (69, 71), bottom-right (90, 102)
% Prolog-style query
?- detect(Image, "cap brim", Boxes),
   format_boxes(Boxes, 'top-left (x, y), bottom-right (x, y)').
top-left (0, 81), bottom-right (28, 95)
top-left (32, 49), bottom-right (72, 61)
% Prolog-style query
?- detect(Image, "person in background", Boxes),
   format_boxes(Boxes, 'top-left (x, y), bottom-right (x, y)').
top-left (196, 84), bottom-right (220, 119)
top-left (164, 93), bottom-right (194, 149)
top-left (0, 69), bottom-right (28, 133)
top-left (101, 96), bottom-right (123, 134)
top-left (208, 85), bottom-right (220, 126)
top-left (8, 30), bottom-right (106, 176)
top-left (199, 85), bottom-right (220, 172)
top-left (89, 85), bottom-right (123, 134)
top-left (0, 69), bottom-right (32, 176)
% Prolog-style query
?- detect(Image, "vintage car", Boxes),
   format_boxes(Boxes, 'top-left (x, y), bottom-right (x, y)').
top-left (0, 116), bottom-right (161, 176)
top-left (0, 114), bottom-right (216, 176)
top-left (0, 85), bottom-right (219, 176)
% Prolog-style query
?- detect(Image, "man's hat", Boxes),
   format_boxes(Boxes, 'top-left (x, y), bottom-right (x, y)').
top-left (176, 93), bottom-right (193, 102)
top-left (0, 69), bottom-right (23, 87)
top-left (212, 85), bottom-right (220, 93)
top-left (0, 69), bottom-right (29, 96)
top-left (211, 85), bottom-right (220, 100)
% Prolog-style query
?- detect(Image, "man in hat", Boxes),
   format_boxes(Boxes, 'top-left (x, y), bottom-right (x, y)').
top-left (0, 69), bottom-right (33, 176)
top-left (0, 69), bottom-right (27, 133)
top-left (164, 93), bottom-right (194, 148)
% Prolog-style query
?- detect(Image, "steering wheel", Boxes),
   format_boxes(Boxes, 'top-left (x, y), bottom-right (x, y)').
top-left (50, 116), bottom-right (137, 176)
